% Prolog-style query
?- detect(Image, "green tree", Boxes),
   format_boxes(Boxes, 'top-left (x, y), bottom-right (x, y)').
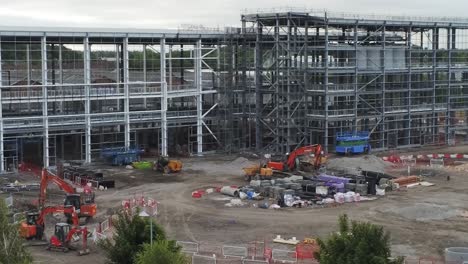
top-left (99, 211), bottom-right (179, 264)
top-left (134, 241), bottom-right (188, 264)
top-left (0, 199), bottom-right (32, 264)
top-left (315, 214), bottom-right (404, 264)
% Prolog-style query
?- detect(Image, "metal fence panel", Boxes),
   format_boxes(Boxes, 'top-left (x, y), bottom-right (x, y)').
top-left (192, 254), bottom-right (216, 264)
top-left (272, 249), bottom-right (297, 263)
top-left (177, 241), bottom-right (200, 254)
top-left (223, 245), bottom-right (248, 258)
top-left (242, 260), bottom-right (268, 264)
top-left (5, 195), bottom-right (13, 207)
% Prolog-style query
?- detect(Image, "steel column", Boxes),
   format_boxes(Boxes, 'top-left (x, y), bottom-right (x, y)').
top-left (123, 37), bottom-right (131, 150)
top-left (255, 20), bottom-right (263, 151)
top-left (41, 36), bottom-right (49, 168)
top-left (0, 40), bottom-right (3, 172)
top-left (324, 22), bottom-right (329, 152)
top-left (83, 36), bottom-right (92, 163)
top-left (143, 44), bottom-right (147, 108)
top-left (160, 38), bottom-right (168, 156)
top-left (196, 39), bottom-right (203, 154)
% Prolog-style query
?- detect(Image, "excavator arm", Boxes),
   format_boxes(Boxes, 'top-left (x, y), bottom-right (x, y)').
top-left (268, 144), bottom-right (323, 172)
top-left (37, 206), bottom-right (79, 227)
top-left (39, 169), bottom-right (76, 207)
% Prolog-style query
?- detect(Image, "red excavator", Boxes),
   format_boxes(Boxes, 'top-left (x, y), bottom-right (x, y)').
top-left (267, 144), bottom-right (324, 172)
top-left (20, 205), bottom-right (79, 240)
top-left (48, 223), bottom-right (90, 255)
top-left (39, 168), bottom-right (97, 221)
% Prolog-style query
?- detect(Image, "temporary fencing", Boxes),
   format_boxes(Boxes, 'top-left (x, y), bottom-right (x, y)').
top-left (192, 254), bottom-right (217, 264)
top-left (178, 241), bottom-right (200, 254)
top-left (223, 245), bottom-right (248, 259)
top-left (403, 257), bottom-right (462, 264)
top-left (242, 260), bottom-right (268, 264)
top-left (5, 195), bottom-right (13, 207)
top-left (92, 215), bottom-right (114, 243)
top-left (272, 249), bottom-right (298, 263)
top-left (430, 159), bottom-right (445, 168)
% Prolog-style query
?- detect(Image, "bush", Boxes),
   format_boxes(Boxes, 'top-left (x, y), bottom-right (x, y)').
top-left (134, 241), bottom-right (188, 264)
top-left (0, 199), bottom-right (32, 264)
top-left (99, 211), bottom-right (179, 264)
top-left (315, 214), bottom-right (404, 264)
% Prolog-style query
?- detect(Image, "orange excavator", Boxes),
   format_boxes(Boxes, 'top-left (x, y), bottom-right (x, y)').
top-left (20, 205), bottom-right (79, 240)
top-left (267, 144), bottom-right (324, 172)
top-left (39, 168), bottom-right (97, 221)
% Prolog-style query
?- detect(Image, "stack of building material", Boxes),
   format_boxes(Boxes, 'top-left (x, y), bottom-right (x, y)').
top-left (391, 176), bottom-right (420, 187)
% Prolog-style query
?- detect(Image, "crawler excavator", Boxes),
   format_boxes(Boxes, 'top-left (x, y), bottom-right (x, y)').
top-left (20, 205), bottom-right (79, 240)
top-left (266, 144), bottom-right (325, 172)
top-left (39, 168), bottom-right (97, 221)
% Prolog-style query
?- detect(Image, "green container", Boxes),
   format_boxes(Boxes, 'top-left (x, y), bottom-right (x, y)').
top-left (132, 161), bottom-right (153, 170)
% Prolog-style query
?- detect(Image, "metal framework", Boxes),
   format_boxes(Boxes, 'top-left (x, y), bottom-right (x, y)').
top-left (240, 11), bottom-right (468, 153)
top-left (0, 27), bottom-right (223, 171)
top-left (1, 10), bottom-right (468, 172)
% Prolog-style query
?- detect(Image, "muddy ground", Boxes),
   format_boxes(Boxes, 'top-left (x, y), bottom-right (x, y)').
top-left (3, 145), bottom-right (468, 263)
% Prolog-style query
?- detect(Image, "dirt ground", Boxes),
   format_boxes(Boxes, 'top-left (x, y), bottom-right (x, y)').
top-left (5, 145), bottom-right (468, 263)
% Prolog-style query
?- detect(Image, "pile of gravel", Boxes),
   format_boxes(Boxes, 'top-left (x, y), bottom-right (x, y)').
top-left (326, 155), bottom-right (391, 174)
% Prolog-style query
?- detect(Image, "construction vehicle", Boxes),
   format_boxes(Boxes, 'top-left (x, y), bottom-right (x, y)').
top-left (153, 156), bottom-right (183, 173)
top-left (40, 168), bottom-right (97, 221)
top-left (267, 144), bottom-right (324, 172)
top-left (242, 164), bottom-right (273, 181)
top-left (20, 205), bottom-right (79, 240)
top-left (48, 223), bottom-right (90, 255)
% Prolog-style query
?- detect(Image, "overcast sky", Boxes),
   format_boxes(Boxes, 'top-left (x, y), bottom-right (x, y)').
top-left (0, 0), bottom-right (467, 29)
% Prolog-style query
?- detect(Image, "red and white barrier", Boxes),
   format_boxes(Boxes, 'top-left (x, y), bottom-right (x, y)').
top-left (383, 153), bottom-right (468, 163)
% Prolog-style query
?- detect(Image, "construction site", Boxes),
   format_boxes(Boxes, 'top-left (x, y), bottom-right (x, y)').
top-left (1, 9), bottom-right (468, 264)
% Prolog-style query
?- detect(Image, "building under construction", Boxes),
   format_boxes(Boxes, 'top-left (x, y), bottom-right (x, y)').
top-left (0, 10), bottom-right (467, 172)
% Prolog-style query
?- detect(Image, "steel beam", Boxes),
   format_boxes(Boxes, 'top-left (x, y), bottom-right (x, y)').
top-left (84, 36), bottom-right (92, 163)
top-left (160, 38), bottom-right (168, 156)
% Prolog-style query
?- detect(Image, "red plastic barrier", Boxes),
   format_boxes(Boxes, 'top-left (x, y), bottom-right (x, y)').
top-left (296, 243), bottom-right (319, 260)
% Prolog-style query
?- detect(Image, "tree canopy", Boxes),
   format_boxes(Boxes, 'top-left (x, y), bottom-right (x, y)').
top-left (315, 214), bottom-right (404, 264)
top-left (99, 211), bottom-right (180, 264)
top-left (134, 241), bottom-right (188, 264)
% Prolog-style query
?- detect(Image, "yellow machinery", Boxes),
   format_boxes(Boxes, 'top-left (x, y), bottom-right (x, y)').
top-left (154, 157), bottom-right (182, 173)
top-left (242, 165), bottom-right (272, 181)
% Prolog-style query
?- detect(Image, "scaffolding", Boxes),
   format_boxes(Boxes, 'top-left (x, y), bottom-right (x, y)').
top-left (240, 11), bottom-right (468, 153)
top-left (0, 10), bottom-right (468, 172)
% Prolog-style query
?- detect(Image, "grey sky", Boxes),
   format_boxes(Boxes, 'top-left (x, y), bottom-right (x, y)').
top-left (0, 0), bottom-right (467, 29)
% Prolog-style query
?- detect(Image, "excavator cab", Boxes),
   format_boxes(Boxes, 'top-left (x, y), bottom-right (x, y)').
top-left (65, 194), bottom-right (81, 212)
top-left (26, 212), bottom-right (39, 225)
top-left (49, 223), bottom-right (71, 252)
top-left (54, 223), bottom-right (70, 243)
top-left (64, 194), bottom-right (81, 223)
top-left (20, 211), bottom-right (44, 240)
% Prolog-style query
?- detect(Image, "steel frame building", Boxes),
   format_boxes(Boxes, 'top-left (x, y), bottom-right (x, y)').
top-left (239, 11), bottom-right (468, 153)
top-left (0, 26), bottom-right (227, 172)
top-left (1, 10), bottom-right (468, 173)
